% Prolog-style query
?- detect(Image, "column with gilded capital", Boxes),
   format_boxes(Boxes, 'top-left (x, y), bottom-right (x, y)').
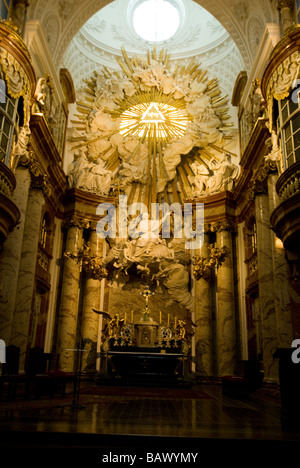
top-left (10, 187), bottom-right (45, 370)
top-left (194, 233), bottom-right (214, 377)
top-left (277, 0), bottom-right (295, 34)
top-left (57, 220), bottom-right (83, 372)
top-left (216, 225), bottom-right (236, 376)
top-left (81, 230), bottom-right (107, 373)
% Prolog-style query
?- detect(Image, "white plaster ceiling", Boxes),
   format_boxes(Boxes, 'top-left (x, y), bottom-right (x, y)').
top-left (62, 0), bottom-right (244, 108)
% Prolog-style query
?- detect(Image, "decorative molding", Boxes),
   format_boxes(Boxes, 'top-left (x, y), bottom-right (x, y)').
top-left (0, 30), bottom-right (35, 124)
top-left (276, 160), bottom-right (300, 201)
top-left (207, 219), bottom-right (237, 233)
top-left (247, 16), bottom-right (265, 58)
top-left (247, 160), bottom-right (278, 200)
top-left (232, 70), bottom-right (248, 107)
top-left (277, 0), bottom-right (294, 10)
top-left (0, 161), bottom-right (16, 197)
top-left (262, 27), bottom-right (300, 128)
top-left (62, 216), bottom-right (95, 230)
top-left (193, 244), bottom-right (230, 281)
top-left (64, 242), bottom-right (107, 280)
top-left (18, 150), bottom-right (52, 197)
top-left (59, 67), bottom-right (76, 104)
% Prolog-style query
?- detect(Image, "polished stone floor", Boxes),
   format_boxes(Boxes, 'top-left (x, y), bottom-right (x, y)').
top-left (0, 382), bottom-right (299, 464)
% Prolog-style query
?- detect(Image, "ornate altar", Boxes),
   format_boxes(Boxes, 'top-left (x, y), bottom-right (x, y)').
top-left (96, 286), bottom-right (193, 386)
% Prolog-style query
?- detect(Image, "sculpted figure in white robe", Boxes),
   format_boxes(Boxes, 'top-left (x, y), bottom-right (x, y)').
top-left (206, 154), bottom-right (239, 194)
top-left (191, 161), bottom-right (210, 195)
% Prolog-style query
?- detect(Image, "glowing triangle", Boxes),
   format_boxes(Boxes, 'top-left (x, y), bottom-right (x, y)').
top-left (140, 102), bottom-right (165, 123)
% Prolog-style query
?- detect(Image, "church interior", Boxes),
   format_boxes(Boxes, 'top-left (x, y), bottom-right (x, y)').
top-left (0, 0), bottom-right (300, 461)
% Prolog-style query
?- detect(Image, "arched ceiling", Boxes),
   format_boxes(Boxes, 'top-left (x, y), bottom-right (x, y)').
top-left (27, 0), bottom-right (277, 75)
top-left (24, 0), bottom-right (279, 198)
top-left (25, 0), bottom-right (278, 135)
top-left (62, 0), bottom-right (244, 99)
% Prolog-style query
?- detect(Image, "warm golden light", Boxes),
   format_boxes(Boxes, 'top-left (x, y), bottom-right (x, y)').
top-left (120, 101), bottom-right (188, 140)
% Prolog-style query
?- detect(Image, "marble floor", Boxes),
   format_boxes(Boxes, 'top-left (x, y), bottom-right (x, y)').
top-left (0, 382), bottom-right (299, 464)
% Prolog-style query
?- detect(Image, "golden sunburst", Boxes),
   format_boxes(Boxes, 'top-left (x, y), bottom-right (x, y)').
top-left (119, 101), bottom-right (189, 140)
top-left (69, 46), bottom-right (236, 207)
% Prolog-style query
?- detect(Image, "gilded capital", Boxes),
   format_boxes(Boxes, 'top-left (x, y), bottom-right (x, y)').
top-left (62, 216), bottom-right (92, 230)
top-left (18, 150), bottom-right (52, 197)
top-left (209, 220), bottom-right (236, 233)
top-left (247, 160), bottom-right (278, 200)
top-left (277, 0), bottom-right (295, 9)
top-left (64, 242), bottom-right (108, 281)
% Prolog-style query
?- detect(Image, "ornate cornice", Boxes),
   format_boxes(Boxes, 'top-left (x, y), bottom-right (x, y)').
top-left (18, 151), bottom-right (52, 197)
top-left (62, 216), bottom-right (96, 231)
top-left (247, 160), bottom-right (278, 200)
top-left (204, 219), bottom-right (237, 233)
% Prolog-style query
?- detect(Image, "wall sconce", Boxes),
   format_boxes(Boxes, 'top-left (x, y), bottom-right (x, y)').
top-left (193, 244), bottom-right (229, 280)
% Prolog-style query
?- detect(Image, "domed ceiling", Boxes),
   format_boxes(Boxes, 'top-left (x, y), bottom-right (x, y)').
top-left (63, 0), bottom-right (245, 189)
top-left (62, 0), bottom-right (244, 117)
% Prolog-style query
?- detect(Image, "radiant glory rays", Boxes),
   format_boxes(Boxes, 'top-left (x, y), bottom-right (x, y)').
top-left (68, 46), bottom-right (236, 208)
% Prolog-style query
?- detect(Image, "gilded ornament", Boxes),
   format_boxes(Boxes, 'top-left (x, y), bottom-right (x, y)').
top-left (68, 47), bottom-right (237, 207)
top-left (17, 150), bottom-right (52, 197)
top-left (193, 244), bottom-right (229, 281)
top-left (277, 0), bottom-right (295, 9)
top-left (64, 242), bottom-right (108, 281)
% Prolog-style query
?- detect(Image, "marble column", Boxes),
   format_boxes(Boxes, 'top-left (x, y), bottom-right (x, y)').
top-left (268, 175), bottom-right (293, 348)
top-left (81, 231), bottom-right (103, 374)
top-left (194, 234), bottom-right (213, 377)
top-left (10, 188), bottom-right (45, 371)
top-left (277, 0), bottom-right (295, 34)
top-left (57, 224), bottom-right (83, 372)
top-left (255, 193), bottom-right (278, 381)
top-left (0, 168), bottom-right (31, 344)
top-left (216, 228), bottom-right (236, 376)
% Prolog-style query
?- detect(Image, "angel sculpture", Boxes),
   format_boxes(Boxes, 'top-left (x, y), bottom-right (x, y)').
top-left (92, 309), bottom-right (125, 341)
